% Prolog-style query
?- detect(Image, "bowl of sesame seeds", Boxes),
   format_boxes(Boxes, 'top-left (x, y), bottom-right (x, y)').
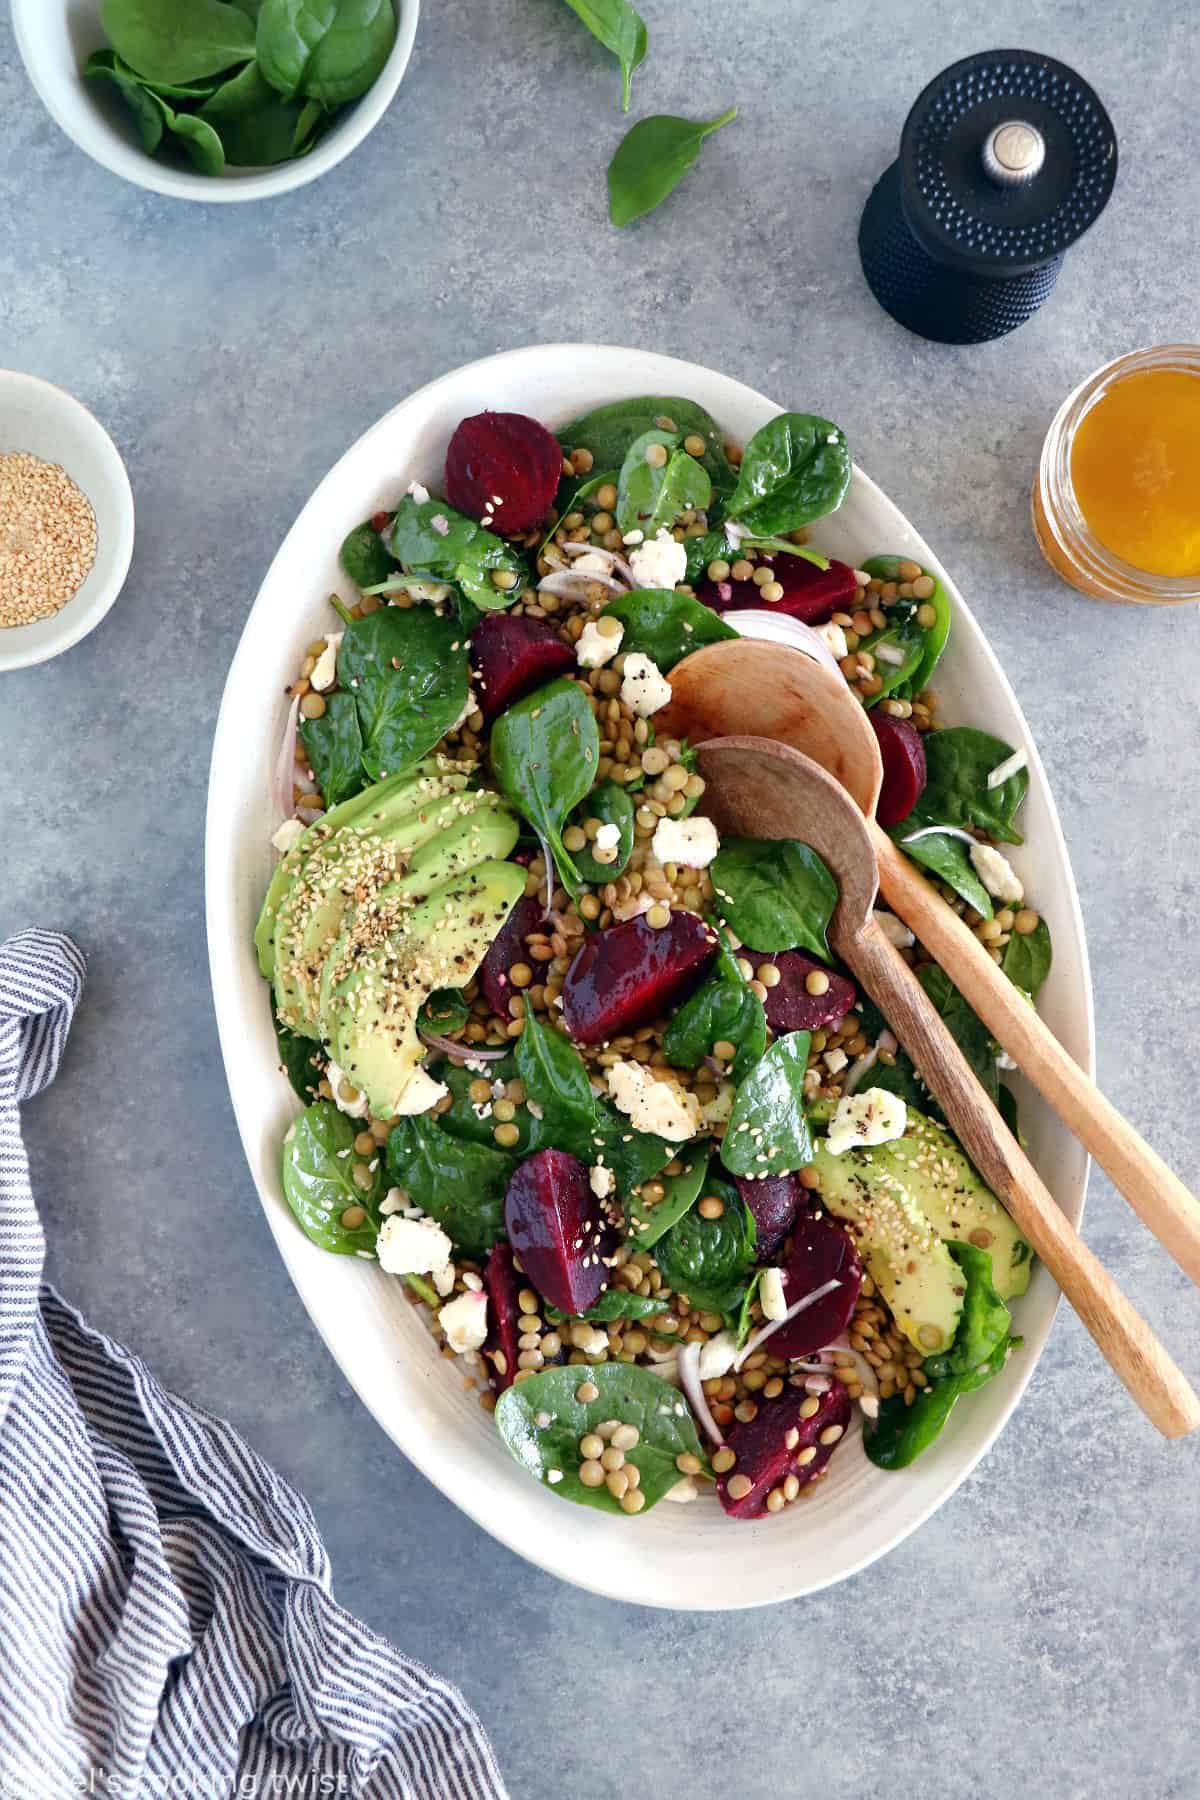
top-left (0, 370), bottom-right (134, 672)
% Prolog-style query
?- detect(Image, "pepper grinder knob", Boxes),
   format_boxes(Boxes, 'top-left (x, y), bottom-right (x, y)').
top-left (858, 49), bottom-right (1118, 345)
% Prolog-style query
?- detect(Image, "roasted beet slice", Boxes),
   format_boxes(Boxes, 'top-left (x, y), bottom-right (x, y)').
top-left (504, 1149), bottom-right (615, 1316)
top-left (697, 552), bottom-right (858, 625)
top-left (482, 1243), bottom-right (523, 1395)
top-left (445, 410), bottom-right (563, 533)
top-left (561, 912), bottom-right (718, 1046)
top-left (761, 950), bottom-right (857, 1034)
top-left (870, 711), bottom-right (927, 829)
top-left (734, 1173), bottom-right (804, 1259)
top-left (478, 894), bottom-right (544, 1016)
top-left (470, 611), bottom-right (575, 724)
top-left (771, 1213), bottom-right (863, 1357)
top-left (717, 1382), bottom-right (852, 1519)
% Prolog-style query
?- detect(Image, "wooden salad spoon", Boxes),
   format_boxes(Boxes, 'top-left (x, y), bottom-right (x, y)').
top-left (662, 638), bottom-right (1200, 1289)
top-left (694, 735), bottom-right (1200, 1439)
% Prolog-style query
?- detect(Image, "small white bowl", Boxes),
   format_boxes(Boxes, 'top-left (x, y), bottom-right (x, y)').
top-left (12, 0), bottom-right (420, 204)
top-left (0, 371), bottom-right (134, 673)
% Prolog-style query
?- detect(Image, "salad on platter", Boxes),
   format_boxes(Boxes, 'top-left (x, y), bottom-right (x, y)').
top-left (255, 394), bottom-right (1051, 1521)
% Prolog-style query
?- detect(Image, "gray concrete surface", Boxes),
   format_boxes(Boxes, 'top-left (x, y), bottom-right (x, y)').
top-left (3, 2), bottom-right (1199, 1794)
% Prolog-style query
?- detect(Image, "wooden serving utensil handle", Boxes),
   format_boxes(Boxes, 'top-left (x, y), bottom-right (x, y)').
top-left (873, 826), bottom-right (1200, 1288)
top-left (841, 919), bottom-right (1200, 1440)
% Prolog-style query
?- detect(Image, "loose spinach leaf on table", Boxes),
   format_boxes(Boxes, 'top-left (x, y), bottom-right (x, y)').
top-left (557, 396), bottom-right (737, 495)
top-left (338, 606), bottom-right (469, 782)
top-left (570, 780), bottom-right (635, 883)
top-left (860, 555), bottom-right (951, 694)
top-left (299, 690), bottom-right (366, 809)
top-left (653, 1176), bottom-right (756, 1313)
top-left (904, 727), bottom-right (1029, 845)
top-left (558, 0), bottom-right (647, 111)
top-left (710, 837), bottom-right (838, 960)
top-left (386, 495), bottom-right (527, 613)
top-left (274, 1015), bottom-right (322, 1103)
top-left (417, 988), bottom-right (470, 1036)
top-left (662, 930), bottom-right (765, 1081)
top-left (385, 1115), bottom-right (512, 1258)
top-left (865, 1242), bottom-right (1015, 1469)
top-left (626, 1152), bottom-right (708, 1249)
top-left (495, 1364), bottom-right (706, 1513)
top-left (256, 0), bottom-right (397, 106)
top-left (340, 519), bottom-right (396, 587)
top-left (198, 58), bottom-right (311, 163)
top-left (720, 1034), bottom-right (813, 1178)
top-left (608, 107), bottom-right (737, 227)
top-left (1001, 918), bottom-right (1052, 999)
top-left (282, 1100), bottom-right (382, 1254)
top-left (490, 679), bottom-right (600, 898)
top-left (101, 0), bottom-right (256, 85)
top-left (893, 827), bottom-right (994, 919)
top-left (724, 412), bottom-right (852, 539)
top-left (514, 1007), bottom-right (598, 1152)
top-left (615, 430), bottom-right (711, 536)
top-left (600, 587), bottom-right (737, 673)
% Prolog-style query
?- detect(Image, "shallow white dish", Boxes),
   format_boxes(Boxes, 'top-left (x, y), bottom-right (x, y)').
top-left (13, 0), bottom-right (419, 204)
top-left (206, 345), bottom-right (1094, 1608)
top-left (0, 369), bottom-right (134, 672)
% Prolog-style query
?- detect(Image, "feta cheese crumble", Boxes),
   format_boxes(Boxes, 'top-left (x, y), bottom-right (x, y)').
top-left (309, 631), bottom-right (343, 693)
top-left (594, 821), bottom-right (621, 852)
top-left (620, 652), bottom-right (673, 718)
top-left (377, 1216), bottom-right (453, 1279)
top-left (406, 480), bottom-right (431, 504)
top-left (969, 842), bottom-right (1025, 905)
top-left (271, 817), bottom-right (306, 856)
top-left (589, 1163), bottom-right (614, 1199)
top-left (438, 1289), bottom-right (489, 1357)
top-left (393, 1066), bottom-right (450, 1116)
top-left (628, 527), bottom-right (687, 591)
top-left (825, 1087), bottom-right (908, 1157)
top-left (576, 617), bottom-right (624, 669)
top-left (651, 815), bottom-right (719, 869)
top-left (815, 620), bottom-right (849, 661)
top-left (324, 1059), bottom-right (369, 1119)
top-left (759, 1267), bottom-right (788, 1322)
top-left (697, 1330), bottom-right (738, 1380)
top-left (607, 1059), bottom-right (700, 1143)
top-left (874, 909), bottom-right (915, 949)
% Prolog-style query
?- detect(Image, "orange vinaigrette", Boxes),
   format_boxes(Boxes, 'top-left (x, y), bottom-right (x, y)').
top-left (1033, 346), bottom-right (1200, 604)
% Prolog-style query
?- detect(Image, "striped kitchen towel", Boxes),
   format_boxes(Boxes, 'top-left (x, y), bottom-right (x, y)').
top-left (0, 929), bottom-right (507, 1800)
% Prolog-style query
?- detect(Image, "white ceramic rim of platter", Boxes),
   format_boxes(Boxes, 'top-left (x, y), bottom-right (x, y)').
top-left (206, 344), bottom-right (1095, 1609)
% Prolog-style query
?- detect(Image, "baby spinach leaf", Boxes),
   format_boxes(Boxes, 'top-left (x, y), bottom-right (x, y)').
top-left (338, 607), bottom-right (470, 782)
top-left (654, 1177), bottom-right (756, 1312)
top-left (274, 1015), bottom-right (322, 1102)
top-left (904, 728), bottom-right (1029, 846)
top-left (858, 605), bottom-right (926, 705)
top-left (386, 495), bottom-right (526, 612)
top-left (282, 1100), bottom-right (382, 1254)
top-left (720, 1034), bottom-right (813, 1178)
top-left (256, 0), bottom-right (397, 105)
top-left (151, 93), bottom-right (227, 173)
top-left (570, 780), bottom-right (634, 883)
top-left (893, 827), bottom-right (993, 919)
top-left (616, 430), bottom-right (711, 535)
top-left (1001, 918), bottom-right (1052, 1000)
top-left (860, 555), bottom-right (951, 694)
top-left (865, 1243), bottom-right (1014, 1469)
top-left (601, 587), bottom-right (737, 673)
top-left (557, 396), bottom-right (736, 495)
top-left (734, 1270), bottom-right (763, 1347)
top-left (514, 1007), bottom-right (598, 1153)
top-left (724, 412), bottom-right (852, 538)
top-left (591, 1099), bottom-right (675, 1196)
top-left (547, 1290), bottom-right (666, 1323)
top-left (662, 931), bottom-right (765, 1080)
top-left (495, 1363), bottom-right (706, 1512)
top-left (710, 837), bottom-right (838, 960)
top-left (101, 0), bottom-right (256, 85)
top-left (626, 1152), bottom-right (708, 1249)
top-left (869, 964), bottom-right (999, 1115)
top-left (85, 49), bottom-right (167, 151)
top-left (198, 59), bottom-right (311, 165)
top-left (683, 526), bottom-right (830, 585)
top-left (490, 678), bottom-right (600, 897)
top-left (299, 691), bottom-right (366, 809)
top-left (559, 0), bottom-right (646, 111)
top-left (417, 988), bottom-right (470, 1036)
top-left (340, 519), bottom-right (394, 588)
top-left (385, 1115), bottom-right (512, 1258)
top-left (437, 1059), bottom-right (548, 1155)
top-left (608, 106), bottom-right (737, 227)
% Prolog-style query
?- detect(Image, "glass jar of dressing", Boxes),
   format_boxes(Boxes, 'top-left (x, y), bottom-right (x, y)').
top-left (1033, 345), bottom-right (1200, 603)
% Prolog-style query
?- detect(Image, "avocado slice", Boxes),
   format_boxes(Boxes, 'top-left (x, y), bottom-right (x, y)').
top-left (870, 1110), bottom-right (1032, 1302)
top-left (325, 860), bottom-right (526, 1118)
top-left (274, 781), bottom-right (487, 1038)
top-left (810, 1139), bottom-right (965, 1355)
top-left (254, 760), bottom-right (471, 978)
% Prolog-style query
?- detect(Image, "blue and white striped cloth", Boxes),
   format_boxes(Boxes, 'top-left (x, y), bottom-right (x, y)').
top-left (0, 930), bottom-right (507, 1800)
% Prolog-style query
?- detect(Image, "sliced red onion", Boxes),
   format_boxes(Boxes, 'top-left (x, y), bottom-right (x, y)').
top-left (878, 1029), bottom-right (898, 1054)
top-left (679, 1341), bottom-right (725, 1448)
top-left (537, 569), bottom-right (626, 601)
top-left (723, 520), bottom-right (749, 550)
top-left (418, 1031), bottom-right (508, 1063)
top-left (724, 610), bottom-right (844, 680)
top-left (561, 542), bottom-right (636, 586)
top-left (272, 692), bottom-right (301, 822)
top-left (703, 1054), bottom-right (726, 1078)
top-left (900, 824), bottom-right (978, 848)
top-left (987, 746), bottom-right (1028, 790)
top-left (733, 1278), bottom-right (842, 1372)
top-left (874, 642), bottom-right (908, 667)
top-left (843, 1047), bottom-right (879, 1094)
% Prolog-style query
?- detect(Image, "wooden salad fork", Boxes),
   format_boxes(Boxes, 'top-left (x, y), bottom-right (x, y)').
top-left (663, 637), bottom-right (1200, 1291)
top-left (694, 735), bottom-right (1200, 1439)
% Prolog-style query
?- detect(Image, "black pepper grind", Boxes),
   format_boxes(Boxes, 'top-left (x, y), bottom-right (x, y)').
top-left (858, 49), bottom-right (1118, 344)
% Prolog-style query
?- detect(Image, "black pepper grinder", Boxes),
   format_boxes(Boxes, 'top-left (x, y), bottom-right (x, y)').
top-left (858, 49), bottom-right (1118, 344)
